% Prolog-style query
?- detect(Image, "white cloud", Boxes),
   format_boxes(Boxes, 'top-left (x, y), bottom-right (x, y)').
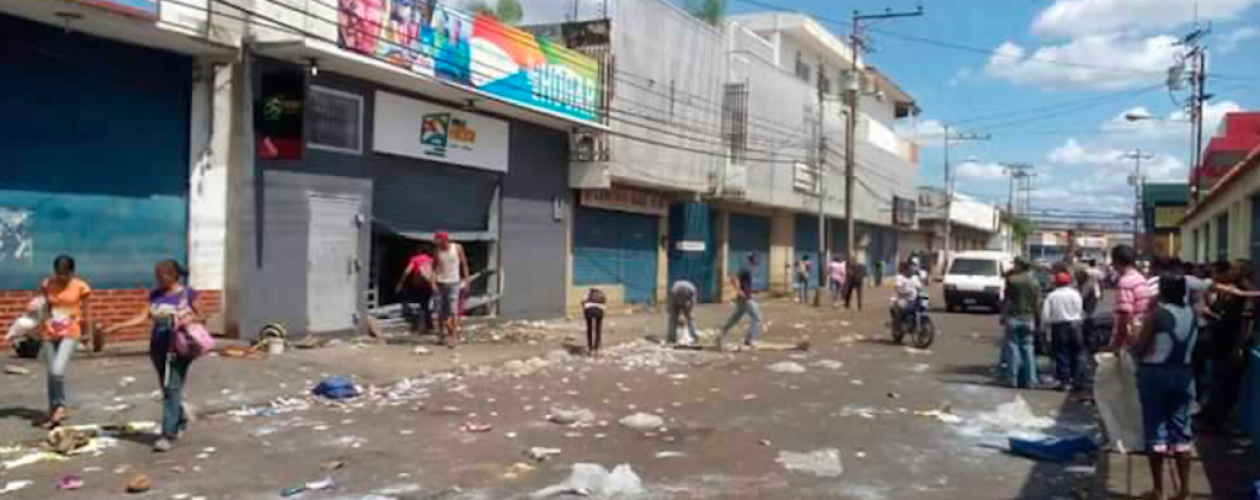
top-left (895, 119), bottom-right (947, 144)
top-left (956, 161), bottom-right (1008, 180)
top-left (1219, 27), bottom-right (1260, 53)
top-left (1100, 101), bottom-right (1242, 138)
top-left (984, 35), bottom-right (1179, 90)
top-left (1047, 138), bottom-right (1185, 181)
top-left (1033, 0), bottom-right (1260, 38)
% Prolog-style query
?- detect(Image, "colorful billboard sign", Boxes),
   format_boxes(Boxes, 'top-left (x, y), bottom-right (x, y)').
top-left (338, 0), bottom-right (601, 124)
top-left (373, 91), bottom-right (510, 172)
top-left (77, 0), bottom-right (158, 19)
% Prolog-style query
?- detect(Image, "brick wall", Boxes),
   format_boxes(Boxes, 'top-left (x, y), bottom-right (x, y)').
top-left (0, 289), bottom-right (223, 346)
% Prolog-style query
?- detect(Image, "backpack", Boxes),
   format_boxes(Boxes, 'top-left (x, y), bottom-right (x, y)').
top-left (586, 288), bottom-right (607, 304)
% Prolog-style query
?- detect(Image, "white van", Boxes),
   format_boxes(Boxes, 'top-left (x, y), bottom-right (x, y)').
top-left (943, 251), bottom-right (1013, 313)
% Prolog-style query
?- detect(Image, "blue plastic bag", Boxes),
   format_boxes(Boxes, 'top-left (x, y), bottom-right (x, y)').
top-left (312, 375), bottom-right (360, 400)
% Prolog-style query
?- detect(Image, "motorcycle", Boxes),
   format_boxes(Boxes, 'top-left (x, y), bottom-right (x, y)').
top-left (891, 289), bottom-right (935, 349)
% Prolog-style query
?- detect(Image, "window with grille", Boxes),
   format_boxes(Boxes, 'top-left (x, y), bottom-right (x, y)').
top-left (721, 83), bottom-right (748, 165)
top-left (307, 86), bottom-right (363, 155)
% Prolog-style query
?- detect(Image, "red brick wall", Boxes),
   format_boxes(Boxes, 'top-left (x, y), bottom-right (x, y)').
top-left (0, 289), bottom-right (222, 346)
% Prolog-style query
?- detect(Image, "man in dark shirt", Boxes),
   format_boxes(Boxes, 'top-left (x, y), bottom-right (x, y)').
top-left (1002, 258), bottom-right (1042, 389)
top-left (718, 252), bottom-right (762, 350)
top-left (844, 261), bottom-right (866, 310)
top-left (1201, 261), bottom-right (1253, 431)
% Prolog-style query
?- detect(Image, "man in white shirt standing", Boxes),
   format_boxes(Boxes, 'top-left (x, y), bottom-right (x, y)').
top-left (1043, 272), bottom-right (1084, 391)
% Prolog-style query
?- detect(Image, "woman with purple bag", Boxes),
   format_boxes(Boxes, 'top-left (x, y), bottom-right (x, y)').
top-left (105, 260), bottom-right (205, 452)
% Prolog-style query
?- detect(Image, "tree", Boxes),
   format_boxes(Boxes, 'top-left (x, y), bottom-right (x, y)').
top-left (686, 0), bottom-right (725, 26)
top-left (1003, 213), bottom-right (1033, 250)
top-left (466, 0), bottom-right (523, 25)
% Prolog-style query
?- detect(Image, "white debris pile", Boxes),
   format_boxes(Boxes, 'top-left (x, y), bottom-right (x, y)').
top-left (531, 463), bottom-right (645, 498)
top-left (619, 412), bottom-right (665, 431)
top-left (548, 406), bottom-right (597, 426)
top-left (502, 357), bottom-right (556, 378)
top-left (952, 396), bottom-right (1095, 449)
top-left (776, 448), bottom-right (844, 477)
top-left (464, 319), bottom-right (576, 345)
top-left (812, 360), bottom-right (844, 370)
top-left (603, 340), bottom-right (723, 372)
top-left (766, 361), bottom-right (806, 374)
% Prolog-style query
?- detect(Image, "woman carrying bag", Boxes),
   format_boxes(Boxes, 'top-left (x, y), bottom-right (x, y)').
top-left (105, 260), bottom-right (212, 452)
top-left (38, 255), bottom-right (93, 429)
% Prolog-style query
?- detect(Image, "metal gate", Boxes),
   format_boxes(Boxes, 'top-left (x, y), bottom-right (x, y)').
top-left (573, 207), bottom-right (659, 304)
top-left (308, 194), bottom-right (363, 333)
top-left (668, 203), bottom-right (716, 302)
top-left (794, 213), bottom-right (823, 287)
top-left (729, 213), bottom-right (770, 291)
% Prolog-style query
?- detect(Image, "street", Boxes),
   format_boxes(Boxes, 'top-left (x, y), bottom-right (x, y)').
top-left (0, 287), bottom-right (1111, 500)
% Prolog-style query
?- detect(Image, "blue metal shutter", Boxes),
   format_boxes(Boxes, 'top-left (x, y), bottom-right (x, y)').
top-left (573, 207), bottom-right (659, 304)
top-left (668, 203), bottom-right (716, 302)
top-left (0, 17), bottom-right (191, 289)
top-left (794, 213), bottom-right (823, 287)
top-left (729, 214), bottom-right (770, 291)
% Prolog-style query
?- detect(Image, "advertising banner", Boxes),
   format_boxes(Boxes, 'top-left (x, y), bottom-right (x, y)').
top-left (373, 90), bottom-right (510, 172)
top-left (77, 0), bottom-right (157, 19)
top-left (338, 0), bottom-right (600, 123)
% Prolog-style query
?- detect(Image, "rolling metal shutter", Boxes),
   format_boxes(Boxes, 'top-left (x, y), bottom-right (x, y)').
top-left (728, 213), bottom-right (770, 291)
top-left (794, 213), bottom-right (823, 287)
top-left (372, 158), bottom-right (500, 237)
top-left (573, 207), bottom-right (659, 304)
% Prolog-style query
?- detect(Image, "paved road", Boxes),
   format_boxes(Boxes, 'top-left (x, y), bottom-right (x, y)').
top-left (0, 289), bottom-right (1103, 499)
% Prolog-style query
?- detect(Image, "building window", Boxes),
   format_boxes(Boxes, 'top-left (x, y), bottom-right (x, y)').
top-left (721, 83), bottom-right (749, 165)
top-left (308, 86), bottom-right (363, 155)
top-left (794, 53), bottom-right (812, 82)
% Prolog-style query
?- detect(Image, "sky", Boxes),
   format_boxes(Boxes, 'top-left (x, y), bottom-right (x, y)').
top-left (516, 0), bottom-right (1260, 214)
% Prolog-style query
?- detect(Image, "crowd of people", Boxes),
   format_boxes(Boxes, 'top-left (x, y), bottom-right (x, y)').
top-left (999, 246), bottom-right (1259, 500)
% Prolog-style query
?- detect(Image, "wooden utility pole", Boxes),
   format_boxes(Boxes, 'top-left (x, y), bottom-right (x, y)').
top-left (813, 63), bottom-right (827, 307)
top-left (941, 124), bottom-right (990, 268)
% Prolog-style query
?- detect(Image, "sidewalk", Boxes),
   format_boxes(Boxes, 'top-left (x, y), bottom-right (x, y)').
top-left (0, 298), bottom-right (865, 443)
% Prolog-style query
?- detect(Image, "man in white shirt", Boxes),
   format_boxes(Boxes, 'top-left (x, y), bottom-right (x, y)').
top-left (892, 262), bottom-right (922, 325)
top-left (1042, 272), bottom-right (1084, 391)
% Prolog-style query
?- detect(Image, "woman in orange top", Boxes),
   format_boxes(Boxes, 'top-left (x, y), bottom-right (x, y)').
top-left (40, 255), bottom-right (92, 428)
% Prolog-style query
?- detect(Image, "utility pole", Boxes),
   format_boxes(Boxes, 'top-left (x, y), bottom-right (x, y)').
top-left (1172, 24), bottom-right (1210, 203)
top-left (1001, 163), bottom-right (1034, 256)
top-left (1124, 149), bottom-right (1154, 254)
top-left (844, 6), bottom-right (924, 269)
top-left (814, 62), bottom-right (827, 307)
top-left (941, 124), bottom-right (990, 269)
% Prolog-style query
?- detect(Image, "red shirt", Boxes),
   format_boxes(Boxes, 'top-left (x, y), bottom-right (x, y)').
top-left (407, 254), bottom-right (434, 277)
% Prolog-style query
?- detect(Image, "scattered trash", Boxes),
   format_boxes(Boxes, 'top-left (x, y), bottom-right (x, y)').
top-left (976, 396), bottom-right (1055, 430)
top-left (502, 462), bottom-right (536, 480)
top-left (914, 409), bottom-right (962, 424)
top-left (759, 439), bottom-right (772, 446)
top-left (886, 392), bottom-right (900, 400)
top-left (119, 376), bottom-right (137, 386)
top-left (767, 361), bottom-right (807, 374)
top-left (812, 360), bottom-right (844, 370)
top-left (776, 448), bottom-right (843, 477)
top-left (412, 346), bottom-right (433, 356)
top-left (125, 474), bottom-right (151, 494)
top-left (56, 475), bottom-right (83, 490)
top-left (854, 451), bottom-right (866, 459)
top-left (0, 481), bottom-right (32, 495)
top-left (305, 477), bottom-right (335, 491)
top-left (321, 460), bottom-right (346, 472)
top-left (47, 428), bottom-right (93, 455)
top-left (525, 447), bottom-right (562, 462)
top-left (531, 463), bottom-right (645, 498)
top-left (1009, 436), bottom-right (1097, 462)
top-left (462, 421), bottom-right (493, 433)
top-left (655, 451), bottom-right (686, 458)
top-left (548, 406), bottom-right (596, 426)
top-left (3, 365), bottom-right (29, 376)
top-left (619, 412), bottom-right (664, 431)
top-left (312, 375), bottom-right (360, 400)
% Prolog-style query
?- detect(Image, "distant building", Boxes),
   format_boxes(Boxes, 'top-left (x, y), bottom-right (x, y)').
top-left (1142, 182), bottom-right (1189, 259)
top-left (1195, 112), bottom-right (1260, 196)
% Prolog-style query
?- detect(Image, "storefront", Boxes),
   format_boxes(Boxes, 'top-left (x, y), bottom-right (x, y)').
top-left (0, 13), bottom-right (200, 342)
top-left (572, 186), bottom-right (668, 305)
top-left (728, 213), bottom-right (772, 291)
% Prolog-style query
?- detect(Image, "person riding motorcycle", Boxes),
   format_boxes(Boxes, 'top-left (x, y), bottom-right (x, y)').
top-left (892, 261), bottom-right (923, 329)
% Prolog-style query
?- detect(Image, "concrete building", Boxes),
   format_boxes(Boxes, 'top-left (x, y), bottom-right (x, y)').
top-left (909, 187), bottom-right (1008, 274)
top-left (1193, 112), bottom-right (1260, 196)
top-left (1141, 182), bottom-right (1189, 259)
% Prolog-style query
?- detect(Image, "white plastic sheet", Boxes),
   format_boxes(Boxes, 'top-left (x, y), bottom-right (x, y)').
top-left (1092, 352), bottom-right (1145, 453)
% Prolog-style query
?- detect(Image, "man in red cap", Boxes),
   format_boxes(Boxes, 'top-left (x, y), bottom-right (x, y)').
top-left (1042, 271), bottom-right (1084, 391)
top-left (432, 231), bottom-right (468, 348)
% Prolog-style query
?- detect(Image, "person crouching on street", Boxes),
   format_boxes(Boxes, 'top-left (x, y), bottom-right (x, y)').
top-left (1042, 272), bottom-right (1084, 391)
top-left (668, 280), bottom-right (699, 346)
top-left (104, 260), bottom-right (203, 452)
top-left (582, 288), bottom-right (606, 356)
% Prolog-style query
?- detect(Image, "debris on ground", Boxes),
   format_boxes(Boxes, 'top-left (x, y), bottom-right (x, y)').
top-left (547, 406), bottom-right (596, 426)
top-left (502, 462), bottom-right (536, 480)
top-left (462, 421), bottom-right (493, 433)
top-left (312, 375), bottom-right (360, 400)
top-left (3, 365), bottom-right (29, 375)
top-left (914, 409), bottom-right (962, 424)
top-left (125, 474), bottom-right (151, 494)
top-left (0, 481), bottom-right (32, 495)
top-left (767, 361), bottom-right (807, 374)
top-left (619, 412), bottom-right (664, 431)
top-left (975, 396), bottom-right (1055, 431)
top-left (812, 360), bottom-right (844, 370)
top-left (55, 475), bottom-right (83, 490)
top-left (321, 460), bottom-right (346, 472)
top-left (654, 451), bottom-right (686, 458)
top-left (886, 392), bottom-right (900, 400)
top-left (412, 346), bottom-right (433, 356)
top-left (776, 448), bottom-right (844, 477)
top-left (525, 447), bottom-right (562, 462)
top-left (531, 463), bottom-right (645, 498)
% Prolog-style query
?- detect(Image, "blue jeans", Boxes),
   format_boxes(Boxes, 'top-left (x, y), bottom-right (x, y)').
top-left (41, 338), bottom-right (78, 410)
top-left (1004, 318), bottom-right (1038, 388)
top-left (150, 325), bottom-right (194, 439)
top-left (1050, 322), bottom-right (1084, 386)
top-left (720, 297), bottom-right (760, 346)
top-left (1137, 364), bottom-right (1195, 453)
top-left (795, 274), bottom-right (810, 302)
